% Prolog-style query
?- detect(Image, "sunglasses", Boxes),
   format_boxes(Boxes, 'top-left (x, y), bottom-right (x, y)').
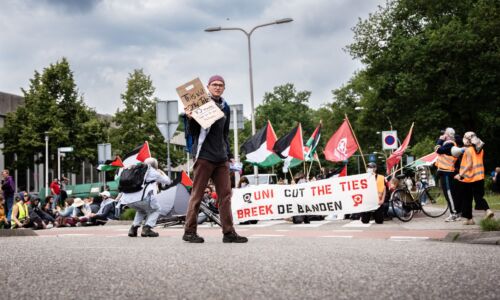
top-left (210, 83), bottom-right (224, 88)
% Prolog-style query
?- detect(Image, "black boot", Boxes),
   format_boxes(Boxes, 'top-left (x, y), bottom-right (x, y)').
top-left (223, 231), bottom-right (248, 243)
top-left (128, 225), bottom-right (140, 237)
top-left (182, 232), bottom-right (205, 243)
top-left (141, 225), bottom-right (159, 237)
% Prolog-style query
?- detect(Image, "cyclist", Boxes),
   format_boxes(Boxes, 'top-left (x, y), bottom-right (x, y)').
top-left (361, 162), bottom-right (387, 224)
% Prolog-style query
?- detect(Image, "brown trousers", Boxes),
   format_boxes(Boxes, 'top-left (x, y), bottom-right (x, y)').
top-left (184, 159), bottom-right (234, 234)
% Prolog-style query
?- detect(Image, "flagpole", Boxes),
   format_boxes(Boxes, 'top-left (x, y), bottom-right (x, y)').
top-left (345, 114), bottom-right (367, 171)
top-left (307, 160), bottom-right (313, 179)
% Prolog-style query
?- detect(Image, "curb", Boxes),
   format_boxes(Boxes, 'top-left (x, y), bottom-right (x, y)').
top-left (0, 229), bottom-right (37, 237)
top-left (443, 231), bottom-right (500, 245)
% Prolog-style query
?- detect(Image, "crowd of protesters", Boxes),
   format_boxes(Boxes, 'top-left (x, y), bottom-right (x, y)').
top-left (0, 186), bottom-right (118, 230)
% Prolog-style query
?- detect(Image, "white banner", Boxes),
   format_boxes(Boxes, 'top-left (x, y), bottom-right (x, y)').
top-left (232, 173), bottom-right (380, 222)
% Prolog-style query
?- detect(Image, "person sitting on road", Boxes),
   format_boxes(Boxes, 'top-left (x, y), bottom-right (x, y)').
top-left (43, 195), bottom-right (57, 218)
top-left (55, 198), bottom-right (78, 227)
top-left (361, 162), bottom-right (387, 224)
top-left (86, 191), bottom-right (117, 225)
top-left (11, 193), bottom-right (46, 229)
top-left (0, 195), bottom-right (9, 229)
top-left (197, 186), bottom-right (219, 224)
top-left (237, 176), bottom-right (249, 188)
top-left (72, 198), bottom-right (92, 226)
top-left (29, 196), bottom-right (57, 228)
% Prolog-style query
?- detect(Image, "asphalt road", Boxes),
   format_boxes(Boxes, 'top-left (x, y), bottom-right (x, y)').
top-left (1, 226), bottom-right (499, 300)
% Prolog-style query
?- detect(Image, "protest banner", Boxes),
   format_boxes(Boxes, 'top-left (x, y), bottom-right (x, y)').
top-left (232, 173), bottom-right (379, 222)
top-left (176, 77), bottom-right (224, 129)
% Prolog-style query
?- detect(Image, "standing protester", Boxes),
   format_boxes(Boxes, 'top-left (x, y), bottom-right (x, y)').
top-left (183, 75), bottom-right (247, 243)
top-left (455, 132), bottom-right (494, 225)
top-left (50, 178), bottom-right (61, 209)
top-left (361, 162), bottom-right (387, 224)
top-left (1, 169), bottom-right (15, 227)
top-left (121, 157), bottom-right (172, 237)
top-left (435, 128), bottom-right (460, 222)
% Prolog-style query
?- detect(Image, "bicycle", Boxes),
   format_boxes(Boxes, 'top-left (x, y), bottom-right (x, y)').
top-left (389, 174), bottom-right (448, 222)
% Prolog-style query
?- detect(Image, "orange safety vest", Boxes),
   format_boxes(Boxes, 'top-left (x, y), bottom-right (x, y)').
top-left (459, 147), bottom-right (484, 183)
top-left (436, 141), bottom-right (457, 172)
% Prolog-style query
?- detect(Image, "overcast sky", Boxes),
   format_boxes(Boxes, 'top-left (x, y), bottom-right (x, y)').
top-left (0, 0), bottom-right (384, 117)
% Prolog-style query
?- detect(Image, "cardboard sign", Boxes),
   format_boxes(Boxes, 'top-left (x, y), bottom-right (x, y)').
top-left (176, 78), bottom-right (224, 129)
top-left (231, 173), bottom-right (380, 222)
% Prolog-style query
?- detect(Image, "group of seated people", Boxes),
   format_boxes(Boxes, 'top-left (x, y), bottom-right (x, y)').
top-left (0, 190), bottom-right (118, 230)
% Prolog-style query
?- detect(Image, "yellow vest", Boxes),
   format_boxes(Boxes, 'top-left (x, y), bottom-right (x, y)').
top-left (459, 147), bottom-right (484, 183)
top-left (17, 202), bottom-right (28, 221)
top-left (436, 141), bottom-right (457, 172)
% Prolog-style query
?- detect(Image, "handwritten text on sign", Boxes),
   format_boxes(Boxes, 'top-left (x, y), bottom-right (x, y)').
top-left (176, 77), bottom-right (224, 129)
top-left (231, 173), bottom-right (379, 222)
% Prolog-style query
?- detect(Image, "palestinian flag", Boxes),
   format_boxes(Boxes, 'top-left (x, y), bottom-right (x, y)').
top-left (97, 156), bottom-right (124, 172)
top-left (328, 165), bottom-right (347, 178)
top-left (171, 171), bottom-right (193, 191)
top-left (305, 123), bottom-right (322, 161)
top-left (241, 120), bottom-right (281, 167)
top-left (122, 141), bottom-right (151, 167)
top-left (274, 123), bottom-right (304, 171)
top-left (411, 152), bottom-right (438, 167)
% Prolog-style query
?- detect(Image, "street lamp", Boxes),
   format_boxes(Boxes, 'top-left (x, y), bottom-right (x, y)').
top-left (45, 132), bottom-right (49, 197)
top-left (205, 18), bottom-right (293, 183)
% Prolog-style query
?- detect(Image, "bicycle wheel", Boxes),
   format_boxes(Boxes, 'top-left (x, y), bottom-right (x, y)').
top-left (390, 189), bottom-right (414, 222)
top-left (420, 186), bottom-right (448, 217)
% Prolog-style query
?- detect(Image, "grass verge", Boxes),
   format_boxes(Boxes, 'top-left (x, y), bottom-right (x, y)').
top-left (479, 217), bottom-right (500, 231)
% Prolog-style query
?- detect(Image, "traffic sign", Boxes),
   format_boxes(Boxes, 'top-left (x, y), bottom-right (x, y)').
top-left (58, 147), bottom-right (74, 152)
top-left (382, 131), bottom-right (398, 150)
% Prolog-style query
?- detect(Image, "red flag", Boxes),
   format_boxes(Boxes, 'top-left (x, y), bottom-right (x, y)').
top-left (110, 156), bottom-right (124, 168)
top-left (136, 141), bottom-right (151, 162)
top-left (324, 119), bottom-right (358, 162)
top-left (181, 171), bottom-right (193, 188)
top-left (386, 124), bottom-right (414, 174)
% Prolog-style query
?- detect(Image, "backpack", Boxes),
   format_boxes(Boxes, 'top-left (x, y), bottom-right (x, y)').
top-left (118, 164), bottom-right (150, 193)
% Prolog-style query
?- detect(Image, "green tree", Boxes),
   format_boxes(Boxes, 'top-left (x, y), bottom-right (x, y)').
top-left (341, 0), bottom-right (500, 169)
top-left (0, 58), bottom-right (109, 175)
top-left (110, 69), bottom-right (185, 168)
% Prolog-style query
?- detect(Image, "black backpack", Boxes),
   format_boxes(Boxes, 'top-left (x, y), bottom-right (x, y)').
top-left (118, 164), bottom-right (149, 193)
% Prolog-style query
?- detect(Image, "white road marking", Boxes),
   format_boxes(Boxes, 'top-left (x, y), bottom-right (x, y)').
top-left (291, 221), bottom-right (331, 228)
top-left (342, 220), bottom-right (374, 228)
top-left (57, 234), bottom-right (93, 237)
top-left (389, 236), bottom-right (429, 241)
top-left (320, 235), bottom-right (353, 239)
top-left (240, 220), bottom-right (288, 228)
top-left (250, 234), bottom-right (285, 237)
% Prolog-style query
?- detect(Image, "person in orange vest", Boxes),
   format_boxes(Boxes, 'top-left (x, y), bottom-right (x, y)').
top-left (454, 131), bottom-right (494, 225)
top-left (361, 162), bottom-right (387, 224)
top-left (435, 128), bottom-right (460, 222)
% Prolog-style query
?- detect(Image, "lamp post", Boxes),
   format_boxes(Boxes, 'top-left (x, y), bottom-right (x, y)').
top-left (45, 132), bottom-right (49, 197)
top-left (205, 18), bottom-right (293, 183)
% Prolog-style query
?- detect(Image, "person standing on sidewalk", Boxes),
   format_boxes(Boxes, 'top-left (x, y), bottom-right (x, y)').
top-left (183, 75), bottom-right (247, 244)
top-left (361, 162), bottom-right (387, 224)
top-left (435, 128), bottom-right (461, 222)
top-left (455, 132), bottom-right (494, 225)
top-left (1, 169), bottom-right (15, 227)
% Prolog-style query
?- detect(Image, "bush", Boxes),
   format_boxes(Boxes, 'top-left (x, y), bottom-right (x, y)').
top-left (120, 208), bottom-right (136, 220)
top-left (479, 218), bottom-right (500, 231)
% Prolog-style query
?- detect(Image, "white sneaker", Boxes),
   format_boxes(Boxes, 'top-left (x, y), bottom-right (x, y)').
top-left (444, 214), bottom-right (457, 222)
top-left (46, 224), bottom-right (53, 229)
top-left (485, 209), bottom-right (494, 219)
